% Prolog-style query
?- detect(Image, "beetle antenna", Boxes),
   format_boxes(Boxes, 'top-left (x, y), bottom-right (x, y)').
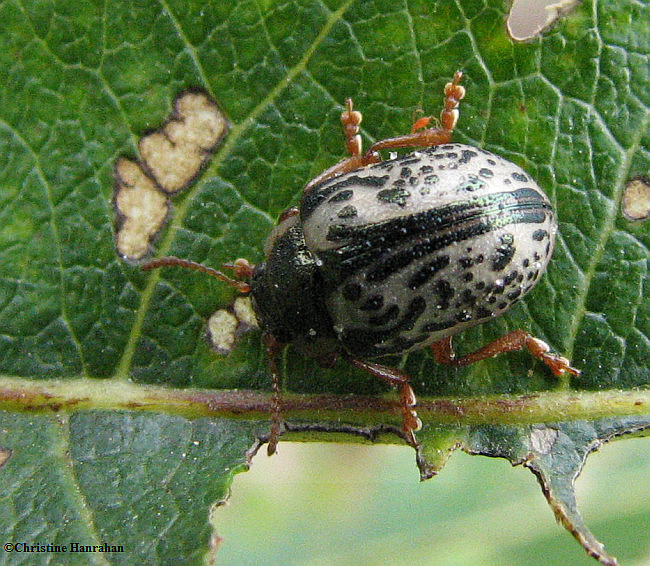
top-left (142, 256), bottom-right (251, 293)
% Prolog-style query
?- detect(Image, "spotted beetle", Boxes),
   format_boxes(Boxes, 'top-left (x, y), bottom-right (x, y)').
top-left (144, 72), bottom-right (580, 454)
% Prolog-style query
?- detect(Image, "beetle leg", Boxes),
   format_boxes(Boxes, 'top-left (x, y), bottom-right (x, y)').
top-left (363, 71), bottom-right (465, 159)
top-left (431, 331), bottom-right (581, 377)
top-left (263, 333), bottom-right (286, 455)
top-left (303, 98), bottom-right (382, 194)
top-left (347, 357), bottom-right (422, 447)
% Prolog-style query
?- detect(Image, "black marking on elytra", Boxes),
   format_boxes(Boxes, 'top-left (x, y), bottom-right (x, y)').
top-left (421, 318), bottom-right (456, 332)
top-left (321, 189), bottom-right (550, 281)
top-left (491, 234), bottom-right (516, 271)
top-left (377, 187), bottom-right (411, 207)
top-left (475, 281), bottom-right (486, 290)
top-left (341, 296), bottom-right (426, 356)
top-left (342, 282), bottom-right (362, 301)
top-left (397, 157), bottom-right (422, 166)
top-left (302, 174), bottom-right (389, 218)
top-left (446, 152), bottom-right (458, 159)
top-left (476, 306), bottom-right (492, 319)
top-left (459, 257), bottom-right (473, 269)
top-left (409, 176), bottom-right (420, 185)
top-left (463, 272), bottom-right (474, 282)
top-left (460, 289), bottom-right (477, 306)
top-left (337, 205), bottom-right (358, 219)
top-left (456, 310), bottom-right (472, 322)
top-left (489, 280), bottom-right (506, 295)
top-left (498, 301), bottom-right (507, 310)
top-left (420, 165), bottom-right (434, 174)
top-left (369, 304), bottom-right (399, 326)
top-left (400, 167), bottom-right (412, 178)
top-left (503, 270), bottom-right (519, 286)
top-left (479, 168), bottom-right (494, 178)
top-left (359, 294), bottom-right (384, 311)
top-left (329, 190), bottom-right (353, 203)
top-left (487, 159), bottom-right (497, 166)
top-left (459, 149), bottom-right (478, 164)
top-left (516, 273), bottom-right (524, 283)
top-left (507, 288), bottom-right (522, 301)
top-left (545, 242), bottom-right (551, 256)
top-left (433, 279), bottom-right (454, 308)
top-left (534, 252), bottom-right (541, 261)
top-left (424, 174), bottom-right (439, 184)
top-left (532, 229), bottom-right (548, 241)
top-left (512, 172), bottom-right (528, 182)
top-left (458, 177), bottom-right (486, 192)
top-left (372, 161), bottom-right (395, 172)
top-left (523, 258), bottom-right (530, 267)
top-left (408, 255), bottom-right (451, 289)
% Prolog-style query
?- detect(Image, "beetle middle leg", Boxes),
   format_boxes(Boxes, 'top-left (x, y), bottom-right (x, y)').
top-left (347, 357), bottom-right (422, 447)
top-left (431, 331), bottom-right (581, 376)
top-left (363, 70), bottom-right (465, 158)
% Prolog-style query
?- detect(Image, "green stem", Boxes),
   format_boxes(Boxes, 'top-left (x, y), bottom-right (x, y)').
top-left (0, 377), bottom-right (648, 427)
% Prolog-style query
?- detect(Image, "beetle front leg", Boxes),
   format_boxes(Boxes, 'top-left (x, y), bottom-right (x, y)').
top-left (303, 98), bottom-right (381, 194)
top-left (431, 331), bottom-right (581, 377)
top-left (263, 333), bottom-right (286, 456)
top-left (347, 357), bottom-right (422, 447)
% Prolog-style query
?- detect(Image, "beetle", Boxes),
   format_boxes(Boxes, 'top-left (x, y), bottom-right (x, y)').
top-left (144, 72), bottom-right (580, 454)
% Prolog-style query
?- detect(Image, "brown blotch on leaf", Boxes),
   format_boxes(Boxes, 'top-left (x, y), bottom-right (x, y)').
top-left (139, 91), bottom-right (228, 194)
top-left (0, 447), bottom-right (12, 469)
top-left (621, 176), bottom-right (650, 221)
top-left (207, 296), bottom-right (259, 355)
top-left (114, 157), bottom-right (170, 261)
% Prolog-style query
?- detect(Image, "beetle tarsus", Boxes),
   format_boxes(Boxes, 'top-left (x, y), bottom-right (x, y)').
top-left (347, 357), bottom-right (421, 448)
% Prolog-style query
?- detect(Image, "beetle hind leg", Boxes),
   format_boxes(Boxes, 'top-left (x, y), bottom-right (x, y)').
top-left (431, 331), bottom-right (581, 377)
top-left (347, 357), bottom-right (422, 447)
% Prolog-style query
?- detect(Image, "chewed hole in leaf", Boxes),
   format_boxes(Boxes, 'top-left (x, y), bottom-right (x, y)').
top-left (507, 0), bottom-right (581, 41)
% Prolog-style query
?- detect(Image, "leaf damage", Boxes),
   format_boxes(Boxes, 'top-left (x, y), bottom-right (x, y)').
top-left (415, 417), bottom-right (650, 566)
top-left (113, 90), bottom-right (229, 261)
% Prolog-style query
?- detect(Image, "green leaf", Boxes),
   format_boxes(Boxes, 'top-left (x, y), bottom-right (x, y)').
top-left (0, 0), bottom-right (647, 564)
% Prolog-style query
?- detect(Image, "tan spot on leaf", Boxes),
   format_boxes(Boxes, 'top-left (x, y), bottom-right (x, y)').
top-left (621, 176), bottom-right (650, 221)
top-left (114, 158), bottom-right (169, 261)
top-left (139, 91), bottom-right (228, 194)
top-left (233, 297), bottom-right (259, 329)
top-left (207, 309), bottom-right (239, 355)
